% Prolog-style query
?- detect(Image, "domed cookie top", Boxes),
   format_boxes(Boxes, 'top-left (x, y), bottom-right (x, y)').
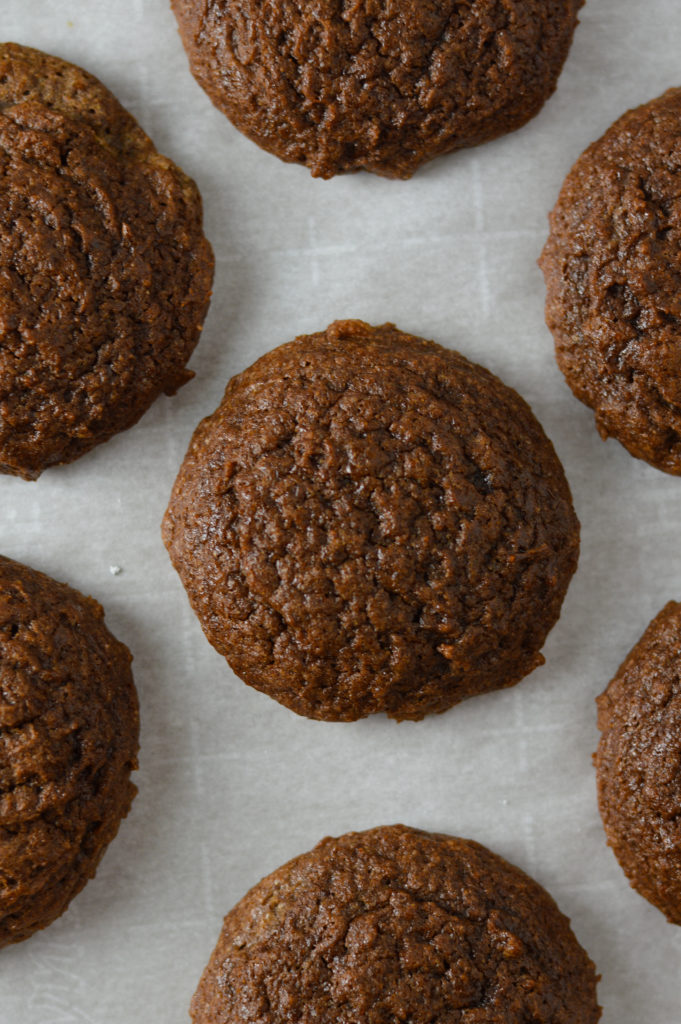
top-left (595, 600), bottom-right (681, 924)
top-left (0, 554), bottom-right (139, 947)
top-left (190, 824), bottom-right (601, 1024)
top-left (541, 88), bottom-right (681, 475)
top-left (162, 319), bottom-right (579, 722)
top-left (0, 43), bottom-right (214, 479)
top-left (171, 0), bottom-right (583, 179)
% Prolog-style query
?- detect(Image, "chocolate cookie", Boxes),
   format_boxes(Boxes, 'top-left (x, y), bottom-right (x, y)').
top-left (595, 601), bottom-right (681, 924)
top-left (0, 43), bottom-right (214, 480)
top-left (0, 555), bottom-right (139, 947)
top-left (171, 0), bottom-right (583, 179)
top-left (162, 320), bottom-right (579, 722)
top-left (540, 88), bottom-right (681, 475)
top-left (190, 824), bottom-right (601, 1024)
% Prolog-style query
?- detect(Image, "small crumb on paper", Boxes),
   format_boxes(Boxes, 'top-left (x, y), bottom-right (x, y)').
top-left (109, 565), bottom-right (122, 576)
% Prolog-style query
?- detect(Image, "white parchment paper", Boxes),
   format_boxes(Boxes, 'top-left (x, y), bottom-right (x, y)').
top-left (1, 1), bottom-right (681, 1021)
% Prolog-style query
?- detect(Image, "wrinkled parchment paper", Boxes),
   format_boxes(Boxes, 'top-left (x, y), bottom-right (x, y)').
top-left (1, 1), bottom-right (681, 1021)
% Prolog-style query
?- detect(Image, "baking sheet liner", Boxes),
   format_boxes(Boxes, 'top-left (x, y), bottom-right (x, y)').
top-left (1, 2), bottom-right (681, 1021)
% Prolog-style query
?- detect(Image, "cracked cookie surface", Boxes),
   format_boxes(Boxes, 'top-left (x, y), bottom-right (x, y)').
top-left (171, 0), bottom-right (582, 179)
top-left (0, 43), bottom-right (214, 479)
top-left (0, 555), bottom-right (139, 946)
top-left (595, 601), bottom-right (681, 924)
top-left (190, 824), bottom-right (601, 1024)
top-left (162, 320), bottom-right (579, 722)
top-left (540, 88), bottom-right (681, 474)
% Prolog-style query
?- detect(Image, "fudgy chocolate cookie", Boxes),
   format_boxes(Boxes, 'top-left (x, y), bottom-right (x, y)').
top-left (0, 43), bottom-right (214, 479)
top-left (0, 555), bottom-right (139, 947)
top-left (162, 320), bottom-right (579, 722)
top-left (190, 824), bottom-right (601, 1024)
top-left (595, 601), bottom-right (681, 924)
top-left (540, 88), bottom-right (681, 475)
top-left (171, 0), bottom-right (582, 179)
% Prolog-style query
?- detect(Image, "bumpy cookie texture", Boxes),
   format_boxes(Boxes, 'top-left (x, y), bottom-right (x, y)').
top-left (0, 555), bottom-right (139, 947)
top-left (595, 602), bottom-right (681, 924)
top-left (540, 89), bottom-right (681, 474)
top-left (190, 824), bottom-right (601, 1024)
top-left (171, 0), bottom-right (582, 179)
top-left (0, 43), bottom-right (214, 479)
top-left (163, 320), bottom-right (579, 722)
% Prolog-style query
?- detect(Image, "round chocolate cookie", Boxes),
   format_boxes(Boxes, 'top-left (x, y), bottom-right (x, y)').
top-left (0, 43), bottom-right (214, 480)
top-left (162, 319), bottom-right (579, 722)
top-left (595, 601), bottom-right (681, 924)
top-left (540, 88), bottom-right (681, 475)
top-left (171, 0), bottom-right (583, 179)
top-left (0, 555), bottom-right (139, 947)
top-left (190, 824), bottom-right (601, 1024)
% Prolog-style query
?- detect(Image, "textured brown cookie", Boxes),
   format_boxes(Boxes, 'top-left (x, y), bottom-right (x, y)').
top-left (540, 88), bottom-right (681, 475)
top-left (595, 601), bottom-right (681, 924)
top-left (0, 43), bottom-right (214, 480)
top-left (0, 555), bottom-right (139, 947)
top-left (162, 319), bottom-right (579, 722)
top-left (190, 824), bottom-right (601, 1024)
top-left (171, 0), bottom-right (582, 179)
